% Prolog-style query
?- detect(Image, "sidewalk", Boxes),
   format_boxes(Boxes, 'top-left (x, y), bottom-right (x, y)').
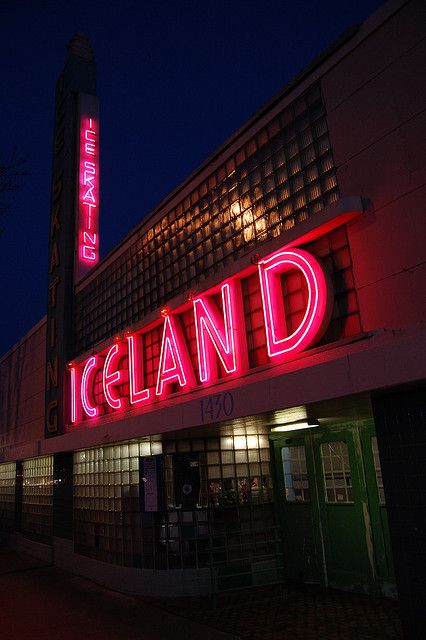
top-left (150, 582), bottom-right (402, 640)
top-left (0, 546), bottom-right (402, 640)
top-left (0, 547), bottom-right (237, 640)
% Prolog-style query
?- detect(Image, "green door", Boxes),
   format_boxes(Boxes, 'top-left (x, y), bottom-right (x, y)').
top-left (272, 436), bottom-right (321, 583)
top-left (272, 423), bottom-right (395, 595)
top-left (360, 424), bottom-right (396, 597)
top-left (312, 428), bottom-right (376, 593)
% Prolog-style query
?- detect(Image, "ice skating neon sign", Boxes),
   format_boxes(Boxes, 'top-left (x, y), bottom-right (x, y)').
top-left (68, 244), bottom-right (332, 426)
top-left (79, 116), bottom-right (99, 266)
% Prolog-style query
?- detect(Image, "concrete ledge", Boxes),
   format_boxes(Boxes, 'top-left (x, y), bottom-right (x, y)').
top-left (53, 536), bottom-right (211, 597)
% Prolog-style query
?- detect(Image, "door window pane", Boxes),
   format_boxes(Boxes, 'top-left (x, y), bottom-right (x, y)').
top-left (320, 442), bottom-right (353, 503)
top-left (281, 446), bottom-right (310, 503)
top-left (371, 436), bottom-right (385, 504)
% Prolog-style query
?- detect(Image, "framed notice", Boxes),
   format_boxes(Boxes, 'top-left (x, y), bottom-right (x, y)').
top-left (139, 455), bottom-right (164, 512)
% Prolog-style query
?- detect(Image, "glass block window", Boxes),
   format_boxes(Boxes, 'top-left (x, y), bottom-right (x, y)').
top-left (73, 440), bottom-right (162, 566)
top-left (75, 83), bottom-right (339, 354)
top-left (281, 446), bottom-right (310, 503)
top-left (372, 436), bottom-right (385, 504)
top-left (22, 456), bottom-right (53, 543)
top-left (76, 223), bottom-right (362, 424)
top-left (0, 462), bottom-right (16, 532)
top-left (163, 432), bottom-right (272, 509)
top-left (320, 442), bottom-right (353, 503)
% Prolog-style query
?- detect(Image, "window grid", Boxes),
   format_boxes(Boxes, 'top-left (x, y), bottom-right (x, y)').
top-left (75, 84), bottom-right (339, 353)
top-left (163, 432), bottom-right (273, 509)
top-left (320, 442), bottom-right (353, 503)
top-left (372, 436), bottom-right (385, 504)
top-left (22, 456), bottom-right (54, 543)
top-left (0, 462), bottom-right (16, 532)
top-left (74, 440), bottom-right (162, 566)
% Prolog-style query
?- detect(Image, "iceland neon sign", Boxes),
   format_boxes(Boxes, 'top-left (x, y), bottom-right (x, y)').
top-left (68, 244), bottom-right (333, 426)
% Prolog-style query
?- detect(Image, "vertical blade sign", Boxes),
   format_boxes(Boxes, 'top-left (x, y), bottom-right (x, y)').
top-left (77, 104), bottom-right (99, 280)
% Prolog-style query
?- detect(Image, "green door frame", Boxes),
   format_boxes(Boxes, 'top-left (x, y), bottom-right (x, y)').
top-left (270, 420), bottom-right (395, 595)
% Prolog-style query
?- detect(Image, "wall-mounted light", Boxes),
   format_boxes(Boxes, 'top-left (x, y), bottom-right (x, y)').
top-left (271, 419), bottom-right (319, 433)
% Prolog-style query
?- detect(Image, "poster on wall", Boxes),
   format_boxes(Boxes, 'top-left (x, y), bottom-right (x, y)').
top-left (139, 455), bottom-right (164, 512)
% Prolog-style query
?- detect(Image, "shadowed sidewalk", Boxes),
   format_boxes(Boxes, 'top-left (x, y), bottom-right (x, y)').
top-left (0, 546), bottom-right (402, 640)
top-left (0, 547), bottom-right (237, 640)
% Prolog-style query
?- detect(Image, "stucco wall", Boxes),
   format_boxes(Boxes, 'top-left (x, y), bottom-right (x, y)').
top-left (0, 318), bottom-right (46, 457)
top-left (323, 0), bottom-right (426, 332)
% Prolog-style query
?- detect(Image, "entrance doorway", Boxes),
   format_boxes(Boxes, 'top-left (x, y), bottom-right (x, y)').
top-left (271, 421), bottom-right (395, 595)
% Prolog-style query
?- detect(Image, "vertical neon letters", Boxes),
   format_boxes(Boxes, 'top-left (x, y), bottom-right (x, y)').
top-left (79, 116), bottom-right (99, 267)
top-left (156, 314), bottom-right (195, 397)
top-left (258, 248), bottom-right (331, 359)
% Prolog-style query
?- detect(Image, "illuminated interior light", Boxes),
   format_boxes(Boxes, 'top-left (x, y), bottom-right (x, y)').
top-left (271, 420), bottom-right (320, 432)
top-left (160, 307), bottom-right (169, 317)
top-left (193, 282), bottom-right (239, 384)
top-left (103, 342), bottom-right (126, 410)
top-left (230, 201), bottom-right (241, 216)
top-left (127, 334), bottom-right (150, 405)
top-left (81, 356), bottom-right (100, 418)
top-left (156, 314), bottom-right (195, 397)
top-left (234, 436), bottom-right (247, 450)
top-left (258, 248), bottom-right (332, 360)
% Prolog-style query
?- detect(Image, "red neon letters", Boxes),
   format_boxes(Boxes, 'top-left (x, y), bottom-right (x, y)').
top-left (81, 356), bottom-right (100, 418)
top-left (194, 282), bottom-right (247, 384)
top-left (103, 342), bottom-right (127, 410)
top-left (258, 248), bottom-right (332, 359)
top-left (68, 243), bottom-right (332, 426)
top-left (79, 116), bottom-right (99, 270)
top-left (127, 334), bottom-right (150, 405)
top-left (156, 314), bottom-right (195, 397)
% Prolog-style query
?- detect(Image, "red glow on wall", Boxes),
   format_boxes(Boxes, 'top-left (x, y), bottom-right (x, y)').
top-left (66, 215), bottom-right (352, 427)
top-left (258, 248), bottom-right (332, 359)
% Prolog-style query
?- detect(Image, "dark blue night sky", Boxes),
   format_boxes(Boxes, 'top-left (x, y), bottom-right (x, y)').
top-left (1, 0), bottom-right (382, 356)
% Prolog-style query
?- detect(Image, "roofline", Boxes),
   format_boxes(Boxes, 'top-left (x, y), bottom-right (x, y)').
top-left (77, 0), bottom-right (408, 291)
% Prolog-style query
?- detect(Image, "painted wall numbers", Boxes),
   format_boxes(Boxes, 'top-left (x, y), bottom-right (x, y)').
top-left (200, 392), bottom-right (234, 423)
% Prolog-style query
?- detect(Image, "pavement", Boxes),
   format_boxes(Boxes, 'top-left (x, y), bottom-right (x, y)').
top-left (0, 545), bottom-right (402, 640)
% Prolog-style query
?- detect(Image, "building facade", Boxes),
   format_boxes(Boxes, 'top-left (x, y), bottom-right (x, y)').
top-left (1, 1), bottom-right (425, 637)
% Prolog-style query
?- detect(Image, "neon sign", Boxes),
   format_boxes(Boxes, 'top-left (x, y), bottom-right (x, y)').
top-left (68, 243), bottom-right (333, 426)
top-left (77, 112), bottom-right (99, 279)
top-left (258, 248), bottom-right (332, 359)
